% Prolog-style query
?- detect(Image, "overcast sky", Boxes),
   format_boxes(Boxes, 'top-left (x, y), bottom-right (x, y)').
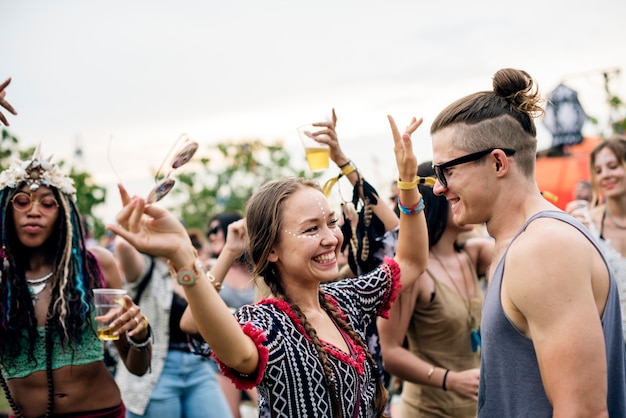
top-left (3, 0), bottom-right (626, 221)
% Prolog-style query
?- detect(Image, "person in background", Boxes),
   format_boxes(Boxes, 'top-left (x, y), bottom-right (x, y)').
top-left (0, 147), bottom-right (150, 418)
top-left (82, 216), bottom-right (99, 248)
top-left (114, 234), bottom-right (231, 418)
top-left (183, 211), bottom-right (258, 418)
top-left (389, 180), bottom-right (401, 216)
top-left (378, 161), bottom-right (494, 417)
top-left (108, 113), bottom-right (429, 417)
top-left (429, 67), bottom-right (625, 417)
top-left (573, 179), bottom-right (593, 203)
top-left (0, 77), bottom-right (17, 126)
top-left (566, 135), bottom-right (626, 343)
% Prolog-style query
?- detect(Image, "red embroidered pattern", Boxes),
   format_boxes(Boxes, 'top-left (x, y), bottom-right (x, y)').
top-left (379, 257), bottom-right (402, 319)
top-left (216, 322), bottom-right (269, 390)
top-left (212, 260), bottom-right (396, 417)
top-left (255, 298), bottom-right (367, 373)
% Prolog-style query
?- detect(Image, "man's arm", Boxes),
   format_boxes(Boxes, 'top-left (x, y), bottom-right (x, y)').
top-left (503, 219), bottom-right (609, 417)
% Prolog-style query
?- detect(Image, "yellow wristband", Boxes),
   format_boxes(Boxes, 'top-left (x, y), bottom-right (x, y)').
top-left (341, 163), bottom-right (356, 176)
top-left (397, 176), bottom-right (436, 190)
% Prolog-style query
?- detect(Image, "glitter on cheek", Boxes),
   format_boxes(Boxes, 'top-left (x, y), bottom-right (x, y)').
top-left (284, 229), bottom-right (319, 239)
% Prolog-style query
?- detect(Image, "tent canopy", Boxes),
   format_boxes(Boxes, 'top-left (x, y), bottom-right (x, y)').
top-left (535, 137), bottom-right (600, 210)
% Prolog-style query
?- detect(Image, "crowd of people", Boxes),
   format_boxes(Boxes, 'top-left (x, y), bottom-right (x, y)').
top-left (2, 68), bottom-right (626, 418)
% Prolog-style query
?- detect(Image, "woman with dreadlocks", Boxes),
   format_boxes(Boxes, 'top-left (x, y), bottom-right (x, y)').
top-left (0, 148), bottom-right (151, 418)
top-left (108, 114), bottom-right (428, 417)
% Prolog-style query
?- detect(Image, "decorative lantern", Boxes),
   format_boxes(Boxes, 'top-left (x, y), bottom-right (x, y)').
top-left (543, 83), bottom-right (587, 148)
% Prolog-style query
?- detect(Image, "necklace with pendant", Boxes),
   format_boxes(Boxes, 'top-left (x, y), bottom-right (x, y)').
top-left (432, 249), bottom-right (481, 352)
top-left (605, 207), bottom-right (626, 230)
top-left (26, 271), bottom-right (53, 304)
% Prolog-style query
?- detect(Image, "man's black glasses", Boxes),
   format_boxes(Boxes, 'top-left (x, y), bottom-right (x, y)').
top-left (432, 148), bottom-right (516, 188)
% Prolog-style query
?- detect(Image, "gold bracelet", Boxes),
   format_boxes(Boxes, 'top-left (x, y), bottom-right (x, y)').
top-left (397, 176), bottom-right (436, 190)
top-left (207, 272), bottom-right (223, 292)
top-left (427, 366), bottom-right (435, 379)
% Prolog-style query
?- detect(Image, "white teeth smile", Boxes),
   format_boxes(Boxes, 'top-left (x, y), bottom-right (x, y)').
top-left (314, 253), bottom-right (335, 264)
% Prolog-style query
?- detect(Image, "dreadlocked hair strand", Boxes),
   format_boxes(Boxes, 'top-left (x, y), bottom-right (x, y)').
top-left (52, 194), bottom-right (98, 346)
top-left (0, 189), bottom-right (39, 363)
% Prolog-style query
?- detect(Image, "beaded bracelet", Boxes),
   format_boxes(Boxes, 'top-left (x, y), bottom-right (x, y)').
top-left (397, 197), bottom-right (425, 215)
top-left (127, 324), bottom-right (152, 350)
top-left (167, 249), bottom-right (222, 290)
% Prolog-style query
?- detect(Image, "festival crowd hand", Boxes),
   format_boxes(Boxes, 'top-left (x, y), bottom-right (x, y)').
top-left (388, 115), bottom-right (422, 180)
top-left (223, 219), bottom-right (248, 258)
top-left (0, 78), bottom-right (18, 126)
top-left (309, 108), bottom-right (349, 165)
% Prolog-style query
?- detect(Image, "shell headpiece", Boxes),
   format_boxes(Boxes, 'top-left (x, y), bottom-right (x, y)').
top-left (0, 144), bottom-right (76, 196)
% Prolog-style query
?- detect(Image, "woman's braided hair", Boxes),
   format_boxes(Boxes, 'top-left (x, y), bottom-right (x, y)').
top-left (266, 278), bottom-right (389, 417)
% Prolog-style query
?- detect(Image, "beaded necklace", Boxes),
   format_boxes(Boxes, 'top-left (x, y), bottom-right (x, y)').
top-left (26, 271), bottom-right (54, 305)
top-left (604, 207), bottom-right (626, 230)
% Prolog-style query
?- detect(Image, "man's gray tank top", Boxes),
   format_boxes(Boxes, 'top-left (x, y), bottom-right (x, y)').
top-left (478, 210), bottom-right (626, 417)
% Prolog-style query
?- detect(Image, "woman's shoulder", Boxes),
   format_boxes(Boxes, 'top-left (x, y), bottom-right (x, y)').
top-left (88, 245), bottom-right (115, 264)
top-left (462, 236), bottom-right (494, 257)
top-left (88, 246), bottom-right (123, 289)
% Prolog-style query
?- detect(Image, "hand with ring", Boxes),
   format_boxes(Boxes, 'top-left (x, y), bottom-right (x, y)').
top-left (109, 296), bottom-right (150, 341)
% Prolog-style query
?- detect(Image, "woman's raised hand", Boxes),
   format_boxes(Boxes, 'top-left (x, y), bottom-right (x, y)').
top-left (223, 219), bottom-right (248, 258)
top-left (388, 115), bottom-right (423, 181)
top-left (106, 184), bottom-right (190, 262)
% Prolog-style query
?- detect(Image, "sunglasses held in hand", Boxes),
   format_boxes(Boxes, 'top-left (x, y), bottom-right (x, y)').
top-left (147, 134), bottom-right (198, 203)
top-left (109, 133), bottom-right (199, 203)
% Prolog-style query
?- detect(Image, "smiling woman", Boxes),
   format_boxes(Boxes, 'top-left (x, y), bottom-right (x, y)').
top-left (107, 113), bottom-right (430, 417)
top-left (578, 135), bottom-right (626, 343)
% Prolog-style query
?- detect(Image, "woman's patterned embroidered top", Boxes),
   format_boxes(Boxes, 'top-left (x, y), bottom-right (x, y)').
top-left (215, 259), bottom-right (400, 417)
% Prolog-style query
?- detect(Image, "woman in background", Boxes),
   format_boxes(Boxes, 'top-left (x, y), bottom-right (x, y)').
top-left (568, 135), bottom-right (626, 342)
top-left (114, 233), bottom-right (231, 418)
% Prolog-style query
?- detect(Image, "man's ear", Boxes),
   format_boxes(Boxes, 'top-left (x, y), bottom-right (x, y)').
top-left (493, 150), bottom-right (510, 177)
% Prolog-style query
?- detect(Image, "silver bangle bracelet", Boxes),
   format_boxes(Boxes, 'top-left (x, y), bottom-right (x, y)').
top-left (126, 325), bottom-right (152, 350)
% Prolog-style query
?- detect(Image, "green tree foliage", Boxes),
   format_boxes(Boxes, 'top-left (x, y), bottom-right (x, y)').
top-left (608, 94), bottom-right (626, 134)
top-left (167, 138), bottom-right (313, 231)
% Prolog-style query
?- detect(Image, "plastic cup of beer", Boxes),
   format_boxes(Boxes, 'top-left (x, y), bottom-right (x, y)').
top-left (93, 288), bottom-right (127, 341)
top-left (297, 124), bottom-right (330, 172)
